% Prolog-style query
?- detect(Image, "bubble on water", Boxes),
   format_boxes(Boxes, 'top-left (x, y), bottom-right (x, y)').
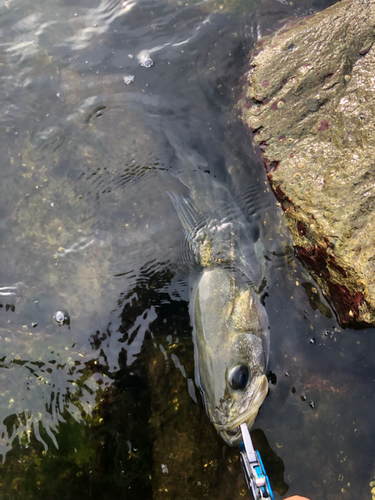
top-left (309, 401), bottom-right (315, 409)
top-left (301, 394), bottom-right (307, 401)
top-left (31, 322), bottom-right (38, 328)
top-left (128, 54), bottom-right (134, 59)
top-left (309, 338), bottom-right (315, 344)
top-left (54, 310), bottom-right (70, 326)
top-left (138, 50), bottom-right (154, 68)
top-left (54, 311), bottom-right (64, 324)
top-left (123, 75), bottom-right (135, 85)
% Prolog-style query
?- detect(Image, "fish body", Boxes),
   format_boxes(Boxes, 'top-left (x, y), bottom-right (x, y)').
top-left (169, 189), bottom-right (270, 446)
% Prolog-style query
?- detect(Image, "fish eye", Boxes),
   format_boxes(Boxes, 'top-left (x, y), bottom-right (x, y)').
top-left (228, 365), bottom-right (250, 391)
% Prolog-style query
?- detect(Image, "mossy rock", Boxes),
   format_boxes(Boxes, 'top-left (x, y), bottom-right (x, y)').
top-left (238, 0), bottom-right (375, 327)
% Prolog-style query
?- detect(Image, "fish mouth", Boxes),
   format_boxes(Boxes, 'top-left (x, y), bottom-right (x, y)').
top-left (214, 374), bottom-right (268, 446)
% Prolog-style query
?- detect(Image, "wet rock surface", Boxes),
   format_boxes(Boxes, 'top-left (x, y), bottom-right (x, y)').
top-left (238, 0), bottom-right (375, 327)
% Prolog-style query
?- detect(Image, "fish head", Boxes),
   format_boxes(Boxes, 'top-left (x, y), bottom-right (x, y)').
top-left (193, 268), bottom-right (270, 446)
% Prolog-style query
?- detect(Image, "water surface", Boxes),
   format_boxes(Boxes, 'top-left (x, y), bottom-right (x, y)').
top-left (0, 0), bottom-right (374, 499)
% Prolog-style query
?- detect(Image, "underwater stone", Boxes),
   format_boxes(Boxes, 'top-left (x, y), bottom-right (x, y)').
top-left (238, 0), bottom-right (375, 327)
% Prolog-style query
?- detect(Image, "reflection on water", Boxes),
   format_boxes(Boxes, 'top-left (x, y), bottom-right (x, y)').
top-left (0, 0), bottom-right (374, 498)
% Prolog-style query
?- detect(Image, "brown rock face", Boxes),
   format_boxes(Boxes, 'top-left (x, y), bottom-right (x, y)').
top-left (238, 0), bottom-right (375, 327)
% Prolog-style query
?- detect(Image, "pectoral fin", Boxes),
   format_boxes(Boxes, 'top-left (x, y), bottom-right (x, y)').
top-left (168, 191), bottom-right (206, 264)
top-left (168, 191), bottom-right (200, 242)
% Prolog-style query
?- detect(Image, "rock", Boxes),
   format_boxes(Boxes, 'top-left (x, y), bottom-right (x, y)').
top-left (238, 0), bottom-right (375, 327)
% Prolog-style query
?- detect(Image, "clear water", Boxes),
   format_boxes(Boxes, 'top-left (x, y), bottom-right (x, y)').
top-left (0, 0), bottom-right (373, 499)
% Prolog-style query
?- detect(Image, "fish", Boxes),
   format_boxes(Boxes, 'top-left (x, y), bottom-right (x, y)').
top-left (169, 187), bottom-right (270, 446)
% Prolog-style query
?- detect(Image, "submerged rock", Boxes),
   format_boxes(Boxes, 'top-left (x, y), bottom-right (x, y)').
top-left (238, 0), bottom-right (375, 327)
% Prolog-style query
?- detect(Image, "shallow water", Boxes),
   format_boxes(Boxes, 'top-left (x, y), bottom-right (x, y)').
top-left (0, 0), bottom-right (374, 498)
